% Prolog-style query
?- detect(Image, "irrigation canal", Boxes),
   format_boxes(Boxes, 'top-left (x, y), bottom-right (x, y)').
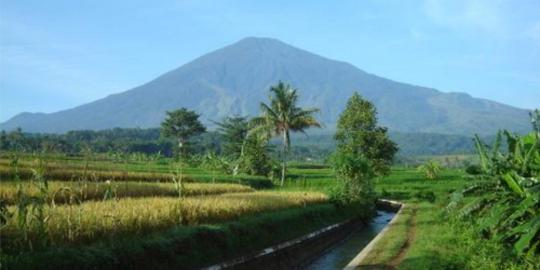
top-left (303, 210), bottom-right (396, 270)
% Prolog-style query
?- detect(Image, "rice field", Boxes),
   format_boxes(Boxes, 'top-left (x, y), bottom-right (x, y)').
top-left (0, 154), bottom-right (333, 267)
top-left (0, 181), bottom-right (254, 204)
top-left (0, 164), bottom-right (188, 182)
top-left (0, 157), bottom-right (272, 187)
top-left (1, 191), bottom-right (327, 251)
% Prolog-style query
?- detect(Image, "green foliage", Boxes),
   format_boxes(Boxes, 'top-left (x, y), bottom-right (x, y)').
top-left (465, 164), bottom-right (483, 175)
top-left (201, 152), bottom-right (231, 182)
top-left (250, 81), bottom-right (321, 185)
top-left (334, 92), bottom-right (398, 176)
top-left (413, 190), bottom-right (436, 203)
top-left (329, 93), bottom-right (393, 210)
top-left (417, 160), bottom-right (442, 180)
top-left (215, 116), bottom-right (249, 159)
top-left (238, 136), bottom-right (274, 177)
top-left (329, 152), bottom-right (375, 209)
top-left (389, 131), bottom-right (479, 156)
top-left (0, 127), bottom-right (176, 156)
top-left (0, 126), bottom-right (504, 165)
top-left (449, 110), bottom-right (540, 257)
top-left (160, 108), bottom-right (206, 157)
top-left (531, 109), bottom-right (540, 135)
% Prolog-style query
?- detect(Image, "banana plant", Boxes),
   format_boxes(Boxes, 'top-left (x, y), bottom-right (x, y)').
top-left (450, 110), bottom-right (540, 257)
top-left (201, 152), bottom-right (231, 183)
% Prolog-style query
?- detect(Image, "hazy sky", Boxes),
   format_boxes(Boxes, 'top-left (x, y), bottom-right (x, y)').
top-left (1, 0), bottom-right (539, 122)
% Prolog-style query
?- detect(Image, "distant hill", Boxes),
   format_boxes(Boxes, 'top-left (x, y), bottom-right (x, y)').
top-left (290, 132), bottom-right (480, 157)
top-left (0, 37), bottom-right (531, 135)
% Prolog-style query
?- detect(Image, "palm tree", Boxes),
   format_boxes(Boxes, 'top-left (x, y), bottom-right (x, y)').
top-left (251, 82), bottom-right (321, 186)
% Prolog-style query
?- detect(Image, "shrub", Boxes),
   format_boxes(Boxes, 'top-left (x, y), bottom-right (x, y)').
top-left (330, 151), bottom-right (376, 212)
top-left (417, 160), bottom-right (442, 180)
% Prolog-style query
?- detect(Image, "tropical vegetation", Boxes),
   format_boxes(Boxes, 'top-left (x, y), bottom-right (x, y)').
top-left (250, 81), bottom-right (321, 185)
top-left (1, 82), bottom-right (538, 270)
top-left (448, 109), bottom-right (540, 261)
top-left (417, 160), bottom-right (442, 180)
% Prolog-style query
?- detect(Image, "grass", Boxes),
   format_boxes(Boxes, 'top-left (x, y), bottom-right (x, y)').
top-left (354, 168), bottom-right (540, 270)
top-left (281, 167), bottom-right (337, 192)
top-left (395, 202), bottom-right (532, 270)
top-left (0, 181), bottom-right (254, 204)
top-left (1, 191), bottom-right (327, 251)
top-left (357, 205), bottom-right (415, 267)
top-left (3, 152), bottom-right (537, 269)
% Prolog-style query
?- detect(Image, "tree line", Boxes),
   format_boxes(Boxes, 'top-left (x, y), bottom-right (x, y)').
top-left (2, 82), bottom-right (398, 197)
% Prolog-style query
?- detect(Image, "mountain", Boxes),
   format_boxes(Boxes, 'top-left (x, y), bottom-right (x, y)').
top-left (0, 37), bottom-right (531, 135)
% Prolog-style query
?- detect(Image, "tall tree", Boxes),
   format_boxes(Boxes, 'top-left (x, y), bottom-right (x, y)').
top-left (215, 116), bottom-right (249, 159)
top-left (251, 82), bottom-right (321, 186)
top-left (160, 108), bottom-right (206, 157)
top-left (335, 92), bottom-right (397, 176)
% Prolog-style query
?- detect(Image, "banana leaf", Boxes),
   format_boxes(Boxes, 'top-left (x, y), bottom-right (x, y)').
top-left (512, 215), bottom-right (540, 254)
top-left (501, 172), bottom-right (525, 196)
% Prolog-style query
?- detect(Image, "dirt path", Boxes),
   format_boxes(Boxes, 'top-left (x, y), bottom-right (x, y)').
top-left (387, 207), bottom-right (417, 269)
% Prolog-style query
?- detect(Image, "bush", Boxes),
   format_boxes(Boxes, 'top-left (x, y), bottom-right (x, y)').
top-left (330, 151), bottom-right (376, 210)
top-left (239, 137), bottom-right (274, 177)
top-left (417, 160), bottom-right (442, 180)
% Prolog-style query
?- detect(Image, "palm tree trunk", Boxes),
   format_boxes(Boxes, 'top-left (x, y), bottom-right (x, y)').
top-left (281, 132), bottom-right (287, 186)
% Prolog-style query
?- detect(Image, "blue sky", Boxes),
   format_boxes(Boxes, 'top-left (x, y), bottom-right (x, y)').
top-left (1, 0), bottom-right (539, 122)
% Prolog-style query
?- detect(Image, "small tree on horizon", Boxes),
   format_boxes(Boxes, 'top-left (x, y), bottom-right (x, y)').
top-left (251, 82), bottom-right (321, 186)
top-left (160, 108), bottom-right (206, 158)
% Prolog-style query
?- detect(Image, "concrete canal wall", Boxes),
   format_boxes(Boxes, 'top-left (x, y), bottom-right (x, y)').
top-left (203, 199), bottom-right (403, 270)
top-left (343, 199), bottom-right (404, 270)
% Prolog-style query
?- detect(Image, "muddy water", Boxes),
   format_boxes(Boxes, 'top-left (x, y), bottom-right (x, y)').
top-left (303, 210), bottom-right (395, 270)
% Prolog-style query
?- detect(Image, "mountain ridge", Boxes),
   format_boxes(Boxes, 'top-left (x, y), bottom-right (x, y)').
top-left (1, 37), bottom-right (531, 135)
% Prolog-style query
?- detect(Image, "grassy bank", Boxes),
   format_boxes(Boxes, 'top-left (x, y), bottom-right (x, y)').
top-left (355, 168), bottom-right (540, 269)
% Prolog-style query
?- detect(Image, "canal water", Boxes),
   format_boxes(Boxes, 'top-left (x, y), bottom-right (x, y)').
top-left (303, 210), bottom-right (396, 270)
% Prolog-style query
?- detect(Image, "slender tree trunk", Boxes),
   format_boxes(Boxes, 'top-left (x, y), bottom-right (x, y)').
top-left (281, 132), bottom-right (287, 186)
top-left (234, 136), bottom-right (248, 176)
top-left (177, 138), bottom-right (185, 159)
